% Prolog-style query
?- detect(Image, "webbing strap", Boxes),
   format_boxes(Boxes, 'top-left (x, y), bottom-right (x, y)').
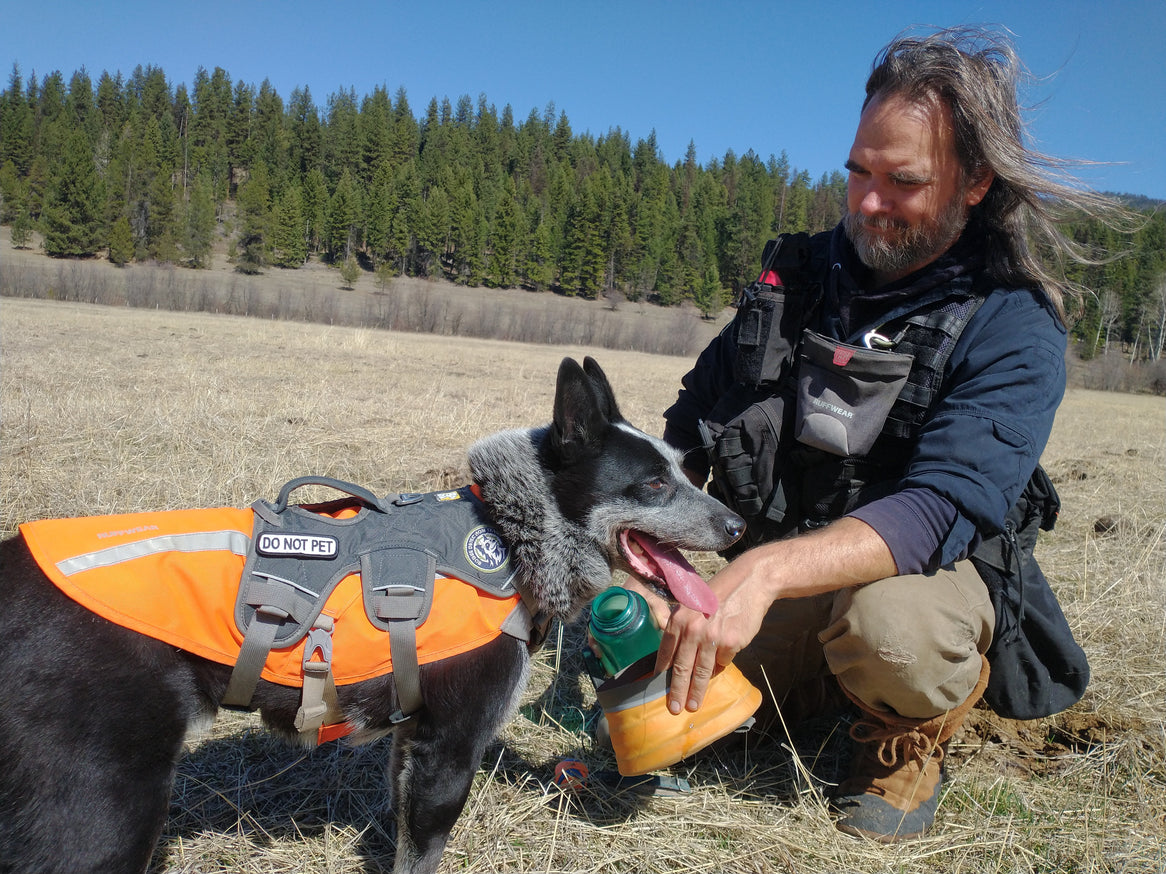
top-left (363, 548), bottom-right (435, 721)
top-left (222, 578), bottom-right (323, 709)
top-left (222, 604), bottom-right (286, 707)
top-left (387, 619), bottom-right (422, 720)
top-left (294, 615), bottom-right (345, 741)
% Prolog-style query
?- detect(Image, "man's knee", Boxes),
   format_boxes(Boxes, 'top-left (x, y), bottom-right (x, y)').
top-left (820, 563), bottom-right (994, 718)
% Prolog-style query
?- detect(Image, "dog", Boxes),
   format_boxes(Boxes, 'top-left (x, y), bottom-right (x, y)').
top-left (0, 357), bottom-right (744, 874)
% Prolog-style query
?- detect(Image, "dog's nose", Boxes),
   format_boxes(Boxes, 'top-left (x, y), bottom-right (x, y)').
top-left (725, 516), bottom-right (746, 540)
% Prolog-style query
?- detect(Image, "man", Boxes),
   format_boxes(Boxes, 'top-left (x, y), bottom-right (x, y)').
top-left (634, 27), bottom-right (1107, 841)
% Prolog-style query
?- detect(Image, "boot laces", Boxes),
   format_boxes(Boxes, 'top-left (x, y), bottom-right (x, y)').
top-left (849, 715), bottom-right (947, 769)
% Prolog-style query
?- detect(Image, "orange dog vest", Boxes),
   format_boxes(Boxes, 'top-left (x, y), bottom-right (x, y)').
top-left (20, 489), bottom-right (528, 723)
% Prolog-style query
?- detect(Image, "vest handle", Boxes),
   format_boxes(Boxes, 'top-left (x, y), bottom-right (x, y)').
top-left (271, 476), bottom-right (389, 514)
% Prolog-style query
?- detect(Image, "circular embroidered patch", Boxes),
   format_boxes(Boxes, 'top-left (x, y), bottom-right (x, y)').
top-left (464, 525), bottom-right (509, 573)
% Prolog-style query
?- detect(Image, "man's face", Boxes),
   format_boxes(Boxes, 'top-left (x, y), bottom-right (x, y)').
top-left (844, 91), bottom-right (992, 284)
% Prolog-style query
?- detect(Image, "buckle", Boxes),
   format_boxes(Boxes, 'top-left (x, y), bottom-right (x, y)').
top-left (303, 618), bottom-right (334, 669)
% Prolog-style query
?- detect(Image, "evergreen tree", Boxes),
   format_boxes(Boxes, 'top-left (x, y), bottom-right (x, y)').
top-left (779, 169), bottom-right (811, 235)
top-left (10, 208), bottom-right (33, 249)
top-left (145, 171), bottom-right (179, 261)
top-left (415, 185), bottom-right (450, 277)
top-left (36, 72), bottom-right (69, 168)
top-left (300, 168), bottom-right (327, 253)
top-left (42, 128), bottom-right (105, 257)
top-left (1, 65), bottom-right (34, 174)
top-left (487, 185), bottom-right (520, 287)
top-left (359, 85), bottom-right (393, 182)
top-left (387, 162), bottom-right (420, 270)
top-left (325, 167), bottom-right (360, 259)
top-left (338, 253), bottom-right (360, 288)
top-left (523, 210), bottom-right (555, 291)
top-left (324, 87), bottom-right (360, 183)
top-left (227, 79), bottom-right (255, 182)
top-left (271, 183), bottom-right (307, 267)
top-left (692, 257), bottom-right (726, 319)
top-left (287, 86), bottom-right (322, 178)
top-left (389, 86), bottom-right (419, 169)
top-left (234, 162), bottom-right (270, 273)
top-left (95, 70), bottom-right (126, 135)
top-left (66, 69), bottom-right (97, 146)
top-left (182, 172), bottom-right (216, 267)
top-left (253, 80), bottom-right (287, 184)
top-left (190, 66), bottom-right (232, 200)
top-left (0, 159), bottom-right (24, 222)
top-left (108, 215), bottom-right (133, 265)
top-left (364, 162), bottom-right (394, 260)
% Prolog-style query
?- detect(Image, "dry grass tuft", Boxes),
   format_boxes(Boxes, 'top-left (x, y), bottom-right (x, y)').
top-left (2, 298), bottom-right (1163, 873)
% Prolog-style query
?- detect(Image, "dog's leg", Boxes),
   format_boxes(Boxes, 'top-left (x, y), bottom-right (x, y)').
top-left (386, 636), bottom-right (529, 874)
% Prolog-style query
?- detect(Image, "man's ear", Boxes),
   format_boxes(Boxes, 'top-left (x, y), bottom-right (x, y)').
top-left (549, 357), bottom-right (609, 465)
top-left (965, 167), bottom-right (994, 208)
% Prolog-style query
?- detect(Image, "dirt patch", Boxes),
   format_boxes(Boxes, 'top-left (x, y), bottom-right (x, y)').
top-left (958, 707), bottom-right (1154, 778)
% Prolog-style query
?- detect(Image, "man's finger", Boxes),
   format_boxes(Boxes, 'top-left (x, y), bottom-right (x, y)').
top-left (666, 639), bottom-right (700, 715)
top-left (683, 646), bottom-right (718, 712)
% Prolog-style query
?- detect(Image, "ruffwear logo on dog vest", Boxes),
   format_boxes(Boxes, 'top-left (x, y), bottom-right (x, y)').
top-left (464, 525), bottom-right (509, 574)
top-left (256, 532), bottom-right (339, 559)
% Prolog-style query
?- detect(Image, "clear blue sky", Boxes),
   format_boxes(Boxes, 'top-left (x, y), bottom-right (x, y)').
top-left (3, 0), bottom-right (1163, 199)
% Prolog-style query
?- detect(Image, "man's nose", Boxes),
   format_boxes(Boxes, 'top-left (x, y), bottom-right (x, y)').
top-left (859, 186), bottom-right (890, 216)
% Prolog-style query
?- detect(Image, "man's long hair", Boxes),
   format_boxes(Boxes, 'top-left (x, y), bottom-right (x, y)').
top-left (864, 26), bottom-right (1134, 325)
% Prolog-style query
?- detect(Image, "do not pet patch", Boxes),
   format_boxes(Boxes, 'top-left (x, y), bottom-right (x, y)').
top-left (256, 532), bottom-right (339, 559)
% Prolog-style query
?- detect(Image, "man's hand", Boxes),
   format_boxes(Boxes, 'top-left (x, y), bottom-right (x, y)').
top-left (653, 549), bottom-right (773, 713)
top-left (652, 516), bottom-right (898, 715)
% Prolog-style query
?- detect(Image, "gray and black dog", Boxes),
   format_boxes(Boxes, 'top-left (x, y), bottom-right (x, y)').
top-left (0, 357), bottom-right (744, 874)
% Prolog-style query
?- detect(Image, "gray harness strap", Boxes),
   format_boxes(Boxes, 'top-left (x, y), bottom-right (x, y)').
top-left (361, 546), bottom-right (437, 722)
top-left (221, 477), bottom-right (528, 741)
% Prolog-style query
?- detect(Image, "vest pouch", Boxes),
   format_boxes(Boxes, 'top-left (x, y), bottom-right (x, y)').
top-left (732, 286), bottom-right (804, 387)
top-left (701, 389), bottom-right (791, 527)
top-left (794, 330), bottom-right (912, 457)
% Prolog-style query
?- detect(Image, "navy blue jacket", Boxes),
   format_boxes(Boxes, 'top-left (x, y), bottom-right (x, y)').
top-left (663, 223), bottom-right (1068, 573)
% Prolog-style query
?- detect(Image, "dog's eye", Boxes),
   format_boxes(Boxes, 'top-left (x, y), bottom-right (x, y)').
top-left (645, 478), bottom-right (665, 491)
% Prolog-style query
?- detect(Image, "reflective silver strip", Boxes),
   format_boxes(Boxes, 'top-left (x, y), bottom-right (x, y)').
top-left (55, 530), bottom-right (251, 577)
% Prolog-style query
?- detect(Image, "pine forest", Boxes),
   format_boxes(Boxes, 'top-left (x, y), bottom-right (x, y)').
top-left (0, 62), bottom-right (1163, 358)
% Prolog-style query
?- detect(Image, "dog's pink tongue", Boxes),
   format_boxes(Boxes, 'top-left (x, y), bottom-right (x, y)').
top-left (625, 532), bottom-right (719, 617)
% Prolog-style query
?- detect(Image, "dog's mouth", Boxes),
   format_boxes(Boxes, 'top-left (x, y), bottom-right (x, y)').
top-left (618, 530), bottom-right (719, 617)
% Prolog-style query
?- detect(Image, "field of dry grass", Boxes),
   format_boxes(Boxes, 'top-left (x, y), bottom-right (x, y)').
top-left (1, 297), bottom-right (1163, 873)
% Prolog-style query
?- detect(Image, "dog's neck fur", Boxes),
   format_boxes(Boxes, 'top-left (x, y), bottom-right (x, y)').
top-left (467, 426), bottom-right (610, 620)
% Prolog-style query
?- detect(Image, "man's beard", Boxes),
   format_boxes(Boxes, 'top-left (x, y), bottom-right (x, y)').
top-left (844, 195), bottom-right (969, 279)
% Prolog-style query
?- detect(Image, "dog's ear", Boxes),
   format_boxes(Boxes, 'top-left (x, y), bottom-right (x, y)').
top-left (550, 357), bottom-right (610, 465)
top-left (581, 357), bottom-right (623, 423)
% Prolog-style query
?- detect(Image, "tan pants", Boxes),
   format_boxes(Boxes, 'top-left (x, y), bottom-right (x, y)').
top-left (734, 560), bottom-right (994, 721)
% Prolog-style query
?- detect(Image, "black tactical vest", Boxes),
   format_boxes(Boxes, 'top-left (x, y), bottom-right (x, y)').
top-left (701, 233), bottom-right (985, 554)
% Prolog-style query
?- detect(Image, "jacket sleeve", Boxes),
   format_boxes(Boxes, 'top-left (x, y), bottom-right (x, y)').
top-left (899, 287), bottom-right (1067, 567)
top-left (661, 320), bottom-right (740, 479)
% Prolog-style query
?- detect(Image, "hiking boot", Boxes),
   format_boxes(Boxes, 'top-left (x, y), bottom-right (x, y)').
top-left (832, 655), bottom-right (989, 842)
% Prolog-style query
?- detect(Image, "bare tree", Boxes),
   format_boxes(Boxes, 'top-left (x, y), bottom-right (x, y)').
top-left (1096, 289), bottom-right (1122, 356)
top-left (1146, 276), bottom-right (1166, 362)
